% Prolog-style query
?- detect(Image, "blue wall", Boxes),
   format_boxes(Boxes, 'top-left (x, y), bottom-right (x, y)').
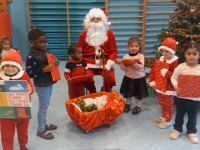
top-left (8, 0), bottom-right (29, 60)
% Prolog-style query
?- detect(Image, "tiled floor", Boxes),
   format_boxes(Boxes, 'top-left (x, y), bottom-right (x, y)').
top-left (10, 61), bottom-right (200, 150)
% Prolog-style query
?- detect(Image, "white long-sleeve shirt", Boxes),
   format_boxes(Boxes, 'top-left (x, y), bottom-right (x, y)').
top-left (171, 62), bottom-right (200, 101)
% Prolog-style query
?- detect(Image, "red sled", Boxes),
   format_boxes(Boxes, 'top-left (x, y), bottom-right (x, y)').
top-left (66, 90), bottom-right (125, 134)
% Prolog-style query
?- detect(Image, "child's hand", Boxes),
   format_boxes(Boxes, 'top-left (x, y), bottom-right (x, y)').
top-left (43, 64), bottom-right (54, 73)
top-left (67, 78), bottom-right (72, 83)
top-left (116, 59), bottom-right (123, 64)
top-left (174, 85), bottom-right (181, 93)
top-left (53, 60), bottom-right (60, 66)
top-left (25, 84), bottom-right (32, 93)
top-left (129, 58), bottom-right (136, 64)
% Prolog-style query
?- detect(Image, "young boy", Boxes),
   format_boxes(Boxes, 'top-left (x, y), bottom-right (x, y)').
top-left (0, 51), bottom-right (34, 150)
top-left (149, 38), bottom-right (178, 129)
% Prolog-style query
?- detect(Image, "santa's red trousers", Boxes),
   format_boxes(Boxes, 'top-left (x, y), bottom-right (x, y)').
top-left (68, 82), bottom-right (84, 99)
top-left (0, 119), bottom-right (29, 150)
top-left (158, 93), bottom-right (174, 122)
top-left (85, 68), bottom-right (116, 93)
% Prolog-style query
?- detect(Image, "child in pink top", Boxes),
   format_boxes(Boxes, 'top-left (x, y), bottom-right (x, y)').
top-left (116, 36), bottom-right (149, 115)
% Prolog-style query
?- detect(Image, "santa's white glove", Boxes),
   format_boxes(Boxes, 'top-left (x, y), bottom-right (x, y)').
top-left (105, 60), bottom-right (115, 71)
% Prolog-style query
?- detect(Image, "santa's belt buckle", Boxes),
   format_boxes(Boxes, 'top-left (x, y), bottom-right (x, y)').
top-left (95, 55), bottom-right (101, 60)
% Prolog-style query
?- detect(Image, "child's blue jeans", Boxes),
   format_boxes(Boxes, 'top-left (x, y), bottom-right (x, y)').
top-left (35, 85), bottom-right (52, 132)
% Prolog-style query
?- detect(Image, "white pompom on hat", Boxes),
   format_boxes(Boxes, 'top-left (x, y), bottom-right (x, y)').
top-left (84, 8), bottom-right (111, 26)
top-left (0, 51), bottom-right (23, 70)
top-left (158, 38), bottom-right (178, 54)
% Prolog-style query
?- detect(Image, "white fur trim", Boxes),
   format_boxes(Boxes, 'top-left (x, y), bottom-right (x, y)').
top-left (0, 70), bottom-right (24, 80)
top-left (87, 64), bottom-right (103, 69)
top-left (161, 69), bottom-right (168, 77)
top-left (159, 55), bottom-right (178, 64)
top-left (84, 8), bottom-right (110, 27)
top-left (155, 89), bottom-right (176, 96)
top-left (149, 81), bottom-right (155, 87)
top-left (64, 68), bottom-right (70, 73)
top-left (0, 61), bottom-right (22, 70)
top-left (158, 46), bottom-right (175, 54)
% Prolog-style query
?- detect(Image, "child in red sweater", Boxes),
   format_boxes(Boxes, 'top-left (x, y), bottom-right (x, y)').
top-left (149, 38), bottom-right (178, 129)
top-left (0, 51), bottom-right (34, 150)
top-left (64, 44), bottom-right (88, 99)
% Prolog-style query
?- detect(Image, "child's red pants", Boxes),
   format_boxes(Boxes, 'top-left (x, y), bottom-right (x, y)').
top-left (0, 119), bottom-right (29, 150)
top-left (158, 93), bottom-right (174, 122)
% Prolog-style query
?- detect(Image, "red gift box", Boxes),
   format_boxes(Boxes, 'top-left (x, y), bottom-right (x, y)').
top-left (46, 54), bottom-right (61, 81)
top-left (72, 74), bottom-right (93, 84)
top-left (154, 60), bottom-right (169, 92)
top-left (122, 59), bottom-right (142, 66)
top-left (122, 59), bottom-right (132, 66)
top-left (177, 75), bottom-right (200, 98)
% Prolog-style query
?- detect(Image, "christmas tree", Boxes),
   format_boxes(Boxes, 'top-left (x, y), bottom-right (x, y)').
top-left (145, 0), bottom-right (200, 68)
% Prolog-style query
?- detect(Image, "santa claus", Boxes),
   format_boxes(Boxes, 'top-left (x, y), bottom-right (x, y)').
top-left (78, 8), bottom-right (118, 93)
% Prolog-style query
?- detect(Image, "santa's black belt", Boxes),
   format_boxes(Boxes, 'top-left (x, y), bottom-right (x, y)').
top-left (84, 55), bottom-right (109, 59)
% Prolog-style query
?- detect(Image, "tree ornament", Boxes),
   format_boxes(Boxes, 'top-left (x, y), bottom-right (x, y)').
top-left (171, 0), bottom-right (176, 3)
top-left (190, 7), bottom-right (195, 14)
top-left (174, 7), bottom-right (178, 12)
top-left (169, 18), bottom-right (173, 23)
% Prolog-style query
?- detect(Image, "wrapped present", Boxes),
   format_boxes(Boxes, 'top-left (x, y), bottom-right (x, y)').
top-left (177, 75), bottom-right (200, 98)
top-left (46, 54), bottom-right (61, 81)
top-left (154, 60), bottom-right (169, 92)
top-left (133, 59), bottom-right (142, 64)
top-left (72, 74), bottom-right (93, 84)
top-left (122, 59), bottom-right (142, 66)
top-left (122, 59), bottom-right (132, 66)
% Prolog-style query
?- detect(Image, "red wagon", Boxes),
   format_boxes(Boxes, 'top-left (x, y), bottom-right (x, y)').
top-left (66, 90), bottom-right (125, 133)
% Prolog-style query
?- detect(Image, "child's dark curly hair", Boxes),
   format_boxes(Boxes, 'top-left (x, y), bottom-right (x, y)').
top-left (178, 42), bottom-right (200, 64)
top-left (68, 44), bottom-right (81, 55)
top-left (0, 36), bottom-right (12, 53)
top-left (127, 36), bottom-right (142, 53)
top-left (28, 26), bottom-right (46, 41)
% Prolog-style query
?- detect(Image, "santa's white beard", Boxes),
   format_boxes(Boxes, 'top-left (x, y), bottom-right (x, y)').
top-left (86, 21), bottom-right (108, 47)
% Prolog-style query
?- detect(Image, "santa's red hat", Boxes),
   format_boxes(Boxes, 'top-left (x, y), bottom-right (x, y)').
top-left (84, 8), bottom-right (111, 26)
top-left (158, 38), bottom-right (177, 54)
top-left (0, 51), bottom-right (23, 70)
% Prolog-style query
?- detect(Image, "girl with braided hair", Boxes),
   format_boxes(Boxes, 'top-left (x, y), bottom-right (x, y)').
top-left (25, 27), bottom-right (59, 140)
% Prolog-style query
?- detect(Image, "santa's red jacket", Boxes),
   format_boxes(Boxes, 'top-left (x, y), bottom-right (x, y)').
top-left (78, 29), bottom-right (118, 69)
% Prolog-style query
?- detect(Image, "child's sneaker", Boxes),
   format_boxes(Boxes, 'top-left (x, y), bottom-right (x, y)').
top-left (188, 133), bottom-right (199, 144)
top-left (154, 116), bottom-right (165, 123)
top-left (158, 121), bottom-right (172, 129)
top-left (170, 130), bottom-right (181, 140)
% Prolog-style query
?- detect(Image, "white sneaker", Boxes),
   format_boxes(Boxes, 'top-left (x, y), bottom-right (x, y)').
top-left (170, 130), bottom-right (181, 140)
top-left (188, 134), bottom-right (199, 144)
top-left (158, 121), bottom-right (172, 129)
top-left (154, 116), bottom-right (165, 123)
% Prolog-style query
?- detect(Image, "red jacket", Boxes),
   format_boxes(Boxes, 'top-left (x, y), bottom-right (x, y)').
top-left (78, 29), bottom-right (118, 65)
top-left (149, 56), bottom-right (178, 95)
